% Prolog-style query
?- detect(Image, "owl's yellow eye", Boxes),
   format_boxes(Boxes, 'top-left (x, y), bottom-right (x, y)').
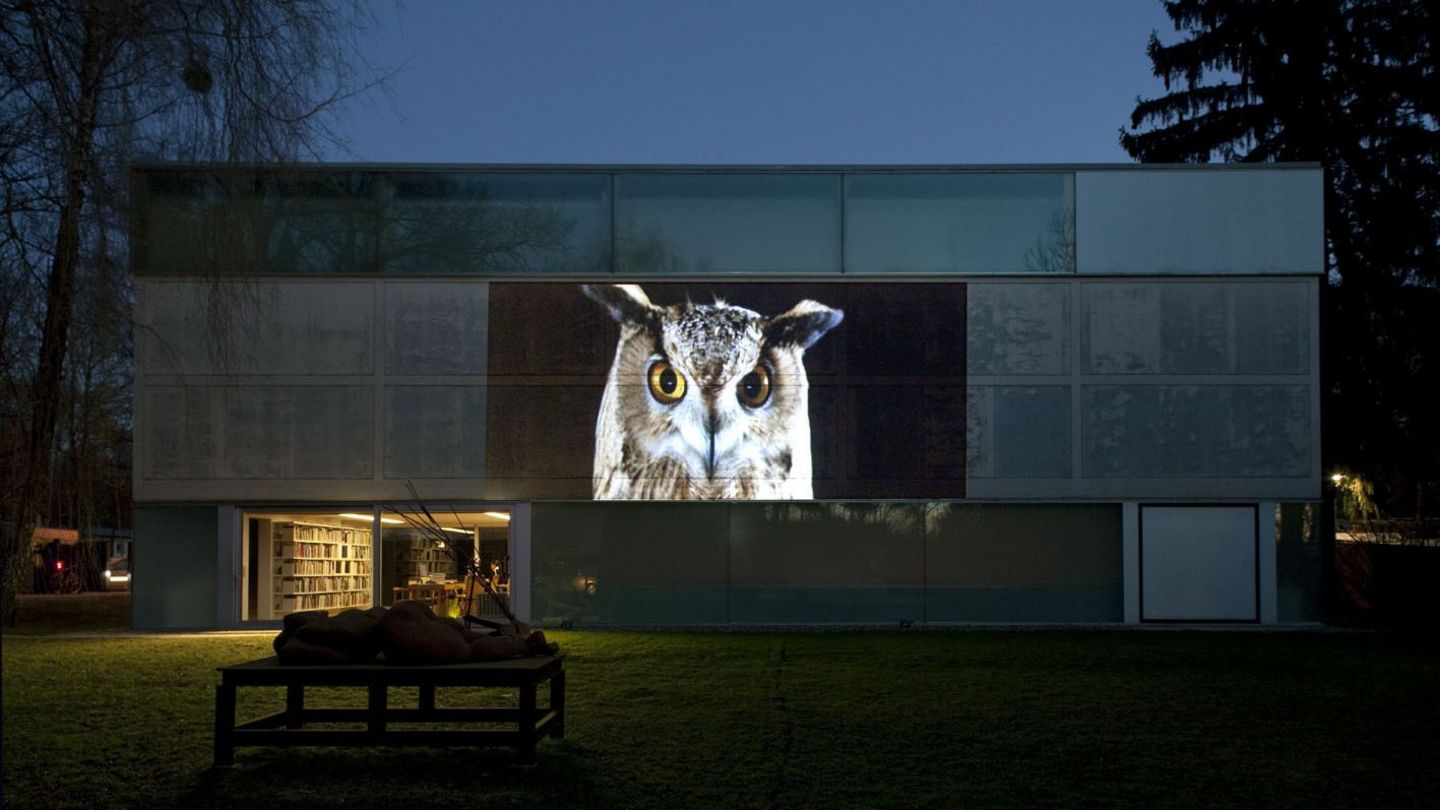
top-left (737, 364), bottom-right (771, 408)
top-left (647, 360), bottom-right (686, 404)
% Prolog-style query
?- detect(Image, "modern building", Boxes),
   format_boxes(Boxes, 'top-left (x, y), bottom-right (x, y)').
top-left (129, 163), bottom-right (1324, 629)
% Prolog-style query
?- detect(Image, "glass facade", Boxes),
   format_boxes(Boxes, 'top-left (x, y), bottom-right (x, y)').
top-left (530, 501), bottom-right (1122, 626)
top-left (134, 168), bottom-right (1077, 276)
top-left (235, 507), bottom-right (510, 623)
top-left (129, 164), bottom-right (1324, 629)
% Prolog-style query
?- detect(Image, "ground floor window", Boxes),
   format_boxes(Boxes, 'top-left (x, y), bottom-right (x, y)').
top-left (239, 507), bottom-right (510, 621)
top-left (380, 509), bottom-right (511, 620)
top-left (241, 511), bottom-right (376, 620)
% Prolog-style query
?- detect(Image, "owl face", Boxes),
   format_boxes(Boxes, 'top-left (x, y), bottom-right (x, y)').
top-left (584, 284), bottom-right (843, 500)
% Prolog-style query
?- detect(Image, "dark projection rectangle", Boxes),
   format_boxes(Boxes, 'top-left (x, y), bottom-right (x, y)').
top-left (485, 282), bottom-right (966, 500)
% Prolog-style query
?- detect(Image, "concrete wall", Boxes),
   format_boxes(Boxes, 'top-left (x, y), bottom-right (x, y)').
top-left (134, 279), bottom-right (489, 502)
top-left (136, 274), bottom-right (1319, 503)
top-left (966, 277), bottom-right (1320, 500)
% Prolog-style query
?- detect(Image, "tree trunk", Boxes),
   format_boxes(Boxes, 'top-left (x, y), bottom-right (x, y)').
top-left (3, 189), bottom-right (83, 623)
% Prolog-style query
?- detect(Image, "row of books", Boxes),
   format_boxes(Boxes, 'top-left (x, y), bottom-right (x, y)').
top-left (278, 576), bottom-right (369, 596)
top-left (274, 591), bottom-right (371, 613)
top-left (278, 559), bottom-right (373, 577)
top-left (277, 541), bottom-right (371, 560)
top-left (275, 523), bottom-right (371, 545)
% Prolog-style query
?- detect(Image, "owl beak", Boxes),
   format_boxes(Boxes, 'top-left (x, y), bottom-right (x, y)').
top-left (704, 411), bottom-right (720, 479)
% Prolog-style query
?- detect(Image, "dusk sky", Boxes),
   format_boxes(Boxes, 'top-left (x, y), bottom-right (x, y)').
top-left (338, 0), bottom-right (1175, 165)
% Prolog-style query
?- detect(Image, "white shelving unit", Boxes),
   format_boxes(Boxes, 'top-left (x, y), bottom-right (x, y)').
top-left (268, 520), bottom-right (373, 617)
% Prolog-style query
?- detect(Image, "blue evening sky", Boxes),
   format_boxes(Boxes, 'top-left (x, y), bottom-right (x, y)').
top-left (338, 0), bottom-right (1175, 165)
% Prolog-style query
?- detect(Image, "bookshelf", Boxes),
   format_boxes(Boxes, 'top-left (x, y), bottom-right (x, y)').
top-left (268, 520), bottom-right (373, 617)
top-left (396, 536), bottom-right (459, 583)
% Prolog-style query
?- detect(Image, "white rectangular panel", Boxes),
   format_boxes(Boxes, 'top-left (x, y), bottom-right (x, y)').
top-left (1141, 505), bottom-right (1257, 621)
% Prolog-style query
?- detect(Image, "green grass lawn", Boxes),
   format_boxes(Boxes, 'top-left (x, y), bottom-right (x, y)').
top-left (4, 628), bottom-right (1438, 808)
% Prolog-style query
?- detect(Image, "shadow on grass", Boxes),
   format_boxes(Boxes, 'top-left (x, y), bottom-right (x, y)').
top-left (7, 593), bottom-right (131, 635)
top-left (183, 742), bottom-right (610, 807)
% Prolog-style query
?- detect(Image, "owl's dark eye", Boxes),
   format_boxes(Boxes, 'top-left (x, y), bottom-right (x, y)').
top-left (737, 364), bottom-right (771, 408)
top-left (647, 360), bottom-right (686, 404)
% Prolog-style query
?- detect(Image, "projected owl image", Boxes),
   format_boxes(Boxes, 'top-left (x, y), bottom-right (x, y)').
top-left (582, 284), bottom-right (843, 500)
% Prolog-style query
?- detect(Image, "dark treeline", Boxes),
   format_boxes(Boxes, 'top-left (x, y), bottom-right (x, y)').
top-left (1123, 0), bottom-right (1439, 520)
top-left (0, 0), bottom-right (384, 622)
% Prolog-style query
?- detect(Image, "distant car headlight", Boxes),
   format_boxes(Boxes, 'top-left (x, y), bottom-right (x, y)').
top-left (104, 569), bottom-right (112, 579)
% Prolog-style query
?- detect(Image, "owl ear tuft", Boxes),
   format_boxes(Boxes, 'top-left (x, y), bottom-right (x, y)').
top-left (582, 284), bottom-right (656, 324)
top-left (766, 300), bottom-right (843, 350)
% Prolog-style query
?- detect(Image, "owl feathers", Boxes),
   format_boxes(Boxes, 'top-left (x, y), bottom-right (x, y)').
top-left (583, 284), bottom-right (843, 500)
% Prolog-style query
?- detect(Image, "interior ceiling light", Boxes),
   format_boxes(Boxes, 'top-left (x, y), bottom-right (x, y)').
top-left (483, 511), bottom-right (511, 522)
top-left (337, 513), bottom-right (403, 524)
top-left (441, 527), bottom-right (472, 535)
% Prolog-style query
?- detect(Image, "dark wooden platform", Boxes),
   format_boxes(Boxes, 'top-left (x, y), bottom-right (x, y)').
top-left (214, 654), bottom-right (565, 767)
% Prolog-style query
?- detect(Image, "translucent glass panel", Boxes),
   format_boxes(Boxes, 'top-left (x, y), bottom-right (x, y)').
top-left (1276, 503), bottom-right (1322, 622)
top-left (132, 507), bottom-right (218, 630)
top-left (926, 504), bottom-right (1122, 622)
top-left (379, 173), bottom-right (610, 273)
top-left (728, 503), bottom-right (925, 624)
top-left (615, 174), bottom-right (841, 273)
top-left (529, 502), bottom-right (730, 625)
top-left (528, 501), bottom-right (1123, 626)
top-left (845, 173), bottom-right (1073, 273)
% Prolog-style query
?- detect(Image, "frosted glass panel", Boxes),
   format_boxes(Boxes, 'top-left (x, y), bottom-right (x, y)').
top-left (615, 174), bottom-right (841, 273)
top-left (529, 502), bottom-right (729, 625)
top-left (845, 173), bottom-right (1073, 273)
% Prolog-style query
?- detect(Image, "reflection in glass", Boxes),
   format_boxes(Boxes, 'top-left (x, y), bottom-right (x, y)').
top-left (380, 509), bottom-right (512, 621)
top-left (137, 171), bottom-right (263, 275)
top-left (380, 173), bottom-right (610, 274)
top-left (616, 174), bottom-right (841, 273)
top-left (530, 502), bottom-right (728, 625)
top-left (844, 173), bottom-right (1074, 273)
top-left (260, 172), bottom-right (377, 274)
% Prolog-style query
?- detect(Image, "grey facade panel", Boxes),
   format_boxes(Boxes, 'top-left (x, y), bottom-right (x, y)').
top-left (141, 384), bottom-right (373, 481)
top-left (383, 282), bottom-right (490, 375)
top-left (290, 387), bottom-right (375, 478)
top-left (1080, 281), bottom-right (1311, 375)
top-left (968, 385), bottom-right (1072, 479)
top-left (993, 386), bottom-right (1072, 478)
top-left (966, 282), bottom-right (1070, 375)
top-left (1082, 384), bottom-right (1311, 478)
top-left (383, 386), bottom-right (487, 478)
top-left (1074, 169), bottom-right (1324, 274)
top-left (140, 386), bottom-right (215, 480)
top-left (219, 386), bottom-right (294, 479)
top-left (136, 280), bottom-right (373, 376)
